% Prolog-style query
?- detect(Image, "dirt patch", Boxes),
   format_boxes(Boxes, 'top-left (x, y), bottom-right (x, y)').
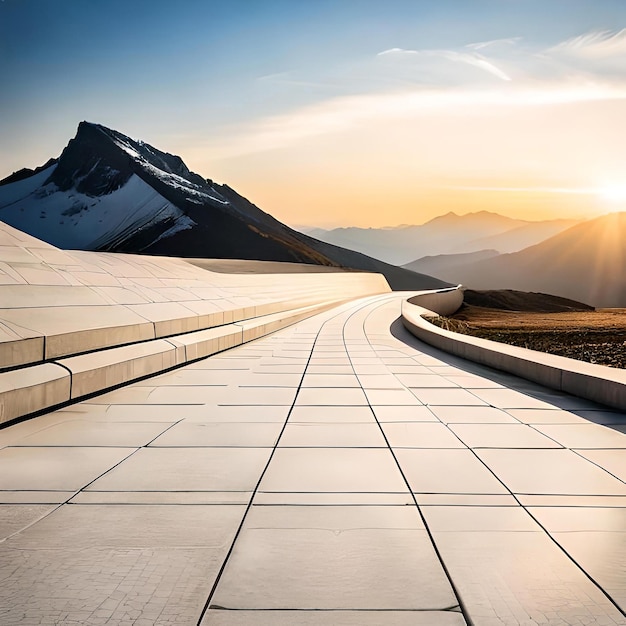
top-left (432, 305), bottom-right (626, 368)
top-left (463, 289), bottom-right (593, 312)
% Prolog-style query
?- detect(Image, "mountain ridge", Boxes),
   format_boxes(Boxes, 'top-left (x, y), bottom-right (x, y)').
top-left (309, 212), bottom-right (580, 265)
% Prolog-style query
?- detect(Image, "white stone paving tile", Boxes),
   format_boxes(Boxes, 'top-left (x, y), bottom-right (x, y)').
top-left (14, 420), bottom-right (173, 447)
top-left (87, 447), bottom-right (272, 492)
top-left (532, 423), bottom-right (626, 449)
top-left (577, 449), bottom-right (626, 481)
top-left (0, 446), bottom-right (133, 491)
top-left (476, 448), bottom-right (626, 496)
top-left (148, 385), bottom-right (230, 404)
top-left (0, 504), bottom-right (57, 540)
top-left (296, 387), bottom-right (368, 406)
top-left (382, 422), bottom-right (466, 448)
top-left (352, 363), bottom-right (393, 375)
top-left (0, 490), bottom-right (76, 504)
top-left (444, 374), bottom-right (504, 389)
top-left (386, 364), bottom-right (434, 374)
top-left (422, 506), bottom-right (626, 624)
top-left (448, 423), bottom-right (562, 449)
top-left (430, 405), bottom-right (519, 424)
top-left (305, 364), bottom-right (355, 374)
top-left (219, 386), bottom-right (297, 406)
top-left (258, 448), bottom-right (408, 495)
top-left (279, 422), bottom-right (387, 447)
top-left (471, 388), bottom-right (562, 410)
top-left (149, 422), bottom-right (284, 447)
top-left (396, 449), bottom-right (509, 495)
top-left (357, 374), bottom-right (405, 389)
top-left (0, 504), bottom-right (246, 625)
top-left (395, 373), bottom-right (460, 388)
top-left (103, 403), bottom-right (207, 422)
top-left (289, 405), bottom-right (374, 423)
top-left (372, 405), bottom-right (439, 422)
top-left (411, 388), bottom-right (488, 406)
top-left (504, 407), bottom-right (589, 424)
top-left (186, 405), bottom-right (291, 423)
top-left (145, 369), bottom-right (251, 386)
top-left (366, 388), bottom-right (423, 406)
top-left (423, 505), bottom-right (538, 532)
top-left (236, 373), bottom-right (303, 387)
top-left (301, 374), bottom-right (360, 387)
top-left (210, 505), bottom-right (458, 610)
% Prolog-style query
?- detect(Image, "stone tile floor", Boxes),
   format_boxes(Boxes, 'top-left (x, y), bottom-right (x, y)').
top-left (0, 294), bottom-right (624, 625)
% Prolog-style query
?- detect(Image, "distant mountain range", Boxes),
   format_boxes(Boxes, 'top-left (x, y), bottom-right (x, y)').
top-left (418, 213), bottom-right (626, 307)
top-left (403, 249), bottom-right (501, 275)
top-left (0, 122), bottom-right (448, 291)
top-left (307, 212), bottom-right (581, 265)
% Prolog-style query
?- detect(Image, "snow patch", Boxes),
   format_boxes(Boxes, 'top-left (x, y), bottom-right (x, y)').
top-left (150, 215), bottom-right (196, 246)
top-left (0, 164), bottom-right (57, 207)
top-left (0, 174), bottom-right (186, 250)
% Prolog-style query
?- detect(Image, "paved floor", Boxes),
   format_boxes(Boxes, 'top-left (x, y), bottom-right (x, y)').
top-left (0, 294), bottom-right (625, 625)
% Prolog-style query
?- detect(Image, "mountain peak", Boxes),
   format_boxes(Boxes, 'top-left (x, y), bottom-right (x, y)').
top-left (423, 210), bottom-right (523, 227)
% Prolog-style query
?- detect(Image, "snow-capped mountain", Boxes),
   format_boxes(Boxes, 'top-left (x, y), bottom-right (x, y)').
top-left (0, 122), bottom-right (449, 290)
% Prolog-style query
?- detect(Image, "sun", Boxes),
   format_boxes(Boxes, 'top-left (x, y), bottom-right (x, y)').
top-left (598, 184), bottom-right (626, 205)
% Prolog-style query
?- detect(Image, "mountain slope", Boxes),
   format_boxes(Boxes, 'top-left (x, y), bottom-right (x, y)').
top-left (431, 213), bottom-right (626, 307)
top-left (0, 122), bottom-right (449, 291)
top-left (312, 211), bottom-right (577, 265)
top-left (459, 218), bottom-right (582, 255)
top-left (403, 249), bottom-right (501, 274)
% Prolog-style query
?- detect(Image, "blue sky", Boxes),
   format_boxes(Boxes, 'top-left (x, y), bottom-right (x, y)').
top-left (1, 0), bottom-right (626, 226)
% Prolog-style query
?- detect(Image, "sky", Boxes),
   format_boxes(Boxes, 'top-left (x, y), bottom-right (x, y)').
top-left (1, 0), bottom-right (626, 228)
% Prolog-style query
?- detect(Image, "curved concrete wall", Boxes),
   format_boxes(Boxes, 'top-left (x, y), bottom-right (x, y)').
top-left (401, 297), bottom-right (626, 411)
top-left (406, 285), bottom-right (464, 317)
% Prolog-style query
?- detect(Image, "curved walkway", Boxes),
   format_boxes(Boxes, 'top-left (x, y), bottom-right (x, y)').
top-left (0, 294), bottom-right (624, 625)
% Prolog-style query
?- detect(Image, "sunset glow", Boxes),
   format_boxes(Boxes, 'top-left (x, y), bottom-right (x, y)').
top-left (598, 184), bottom-right (626, 205)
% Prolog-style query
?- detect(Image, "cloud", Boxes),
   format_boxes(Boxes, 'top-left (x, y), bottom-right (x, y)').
top-left (378, 46), bottom-right (511, 81)
top-left (549, 29), bottom-right (626, 59)
top-left (377, 48), bottom-right (413, 56)
top-left (427, 50), bottom-right (512, 81)
top-left (378, 29), bottom-right (626, 86)
top-left (465, 37), bottom-right (522, 51)
top-left (213, 81), bottom-right (626, 159)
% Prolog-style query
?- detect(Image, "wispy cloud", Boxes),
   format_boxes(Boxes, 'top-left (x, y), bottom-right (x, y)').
top-left (378, 46), bottom-right (512, 81)
top-left (377, 47), bottom-right (410, 56)
top-left (549, 29), bottom-right (626, 59)
top-left (465, 37), bottom-right (522, 51)
top-left (214, 81), bottom-right (626, 158)
top-left (427, 50), bottom-right (512, 81)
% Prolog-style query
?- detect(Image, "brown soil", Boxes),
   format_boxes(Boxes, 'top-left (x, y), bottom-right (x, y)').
top-left (462, 288), bottom-right (593, 312)
top-left (433, 305), bottom-right (626, 368)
